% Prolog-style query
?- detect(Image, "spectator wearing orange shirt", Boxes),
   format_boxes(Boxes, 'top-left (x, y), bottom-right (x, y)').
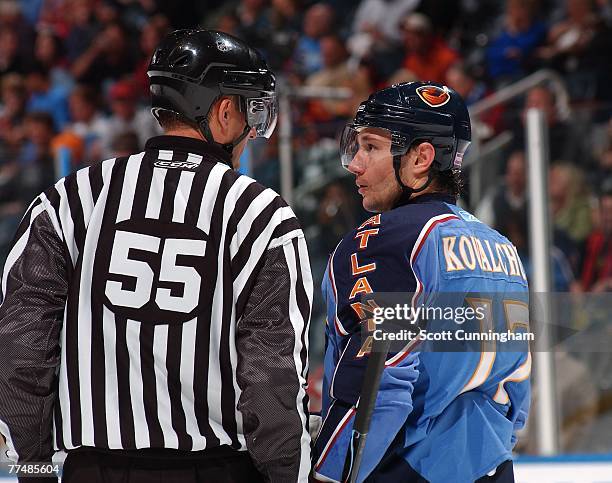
top-left (395, 13), bottom-right (459, 83)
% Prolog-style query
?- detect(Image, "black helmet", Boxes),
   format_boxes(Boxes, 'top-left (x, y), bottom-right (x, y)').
top-left (340, 81), bottom-right (471, 173)
top-left (148, 29), bottom-right (277, 152)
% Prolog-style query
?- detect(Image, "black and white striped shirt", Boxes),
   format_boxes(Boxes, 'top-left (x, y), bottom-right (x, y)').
top-left (0, 135), bottom-right (312, 482)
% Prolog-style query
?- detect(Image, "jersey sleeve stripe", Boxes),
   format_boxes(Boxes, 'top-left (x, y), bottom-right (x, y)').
top-left (314, 406), bottom-right (356, 470)
top-left (409, 214), bottom-right (459, 299)
top-left (76, 168), bottom-right (94, 226)
top-left (55, 179), bottom-right (79, 266)
top-left (282, 240), bottom-right (312, 480)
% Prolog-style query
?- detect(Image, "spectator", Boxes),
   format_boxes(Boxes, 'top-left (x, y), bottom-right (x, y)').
top-left (581, 182), bottom-right (612, 291)
top-left (0, 27), bottom-right (31, 76)
top-left (70, 21), bottom-right (137, 87)
top-left (476, 150), bottom-right (528, 230)
top-left (34, 28), bottom-right (73, 91)
top-left (503, 212), bottom-right (576, 291)
top-left (536, 0), bottom-right (612, 100)
top-left (416, 0), bottom-right (463, 38)
top-left (6, 112), bottom-right (56, 203)
top-left (486, 0), bottom-right (547, 84)
top-left (512, 85), bottom-right (585, 163)
top-left (305, 35), bottom-right (371, 120)
top-left (262, 0), bottom-right (303, 71)
top-left (0, 74), bottom-right (27, 158)
top-left (51, 130), bottom-right (85, 168)
top-left (446, 62), bottom-right (488, 107)
top-left (269, 0), bottom-right (302, 33)
top-left (445, 61), bottom-right (504, 135)
top-left (25, 62), bottom-right (71, 131)
top-left (589, 118), bottom-right (612, 187)
top-left (36, 0), bottom-right (72, 38)
top-left (292, 3), bottom-right (335, 78)
top-left (0, 0), bottom-right (35, 60)
top-left (17, 0), bottom-right (44, 26)
top-left (93, 0), bottom-right (120, 28)
top-left (64, 0), bottom-right (99, 63)
top-left (215, 11), bottom-right (242, 36)
top-left (233, 0), bottom-right (272, 50)
top-left (133, 15), bottom-right (171, 99)
top-left (98, 79), bottom-right (161, 157)
top-left (395, 13), bottom-right (459, 83)
top-left (348, 0), bottom-right (419, 61)
top-left (64, 84), bottom-right (106, 160)
top-left (550, 162), bottom-right (592, 245)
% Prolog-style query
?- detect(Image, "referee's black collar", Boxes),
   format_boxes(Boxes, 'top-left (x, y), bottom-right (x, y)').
top-left (145, 135), bottom-right (232, 166)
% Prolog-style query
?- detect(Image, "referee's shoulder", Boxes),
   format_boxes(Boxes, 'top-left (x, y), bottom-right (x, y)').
top-left (227, 171), bottom-right (294, 212)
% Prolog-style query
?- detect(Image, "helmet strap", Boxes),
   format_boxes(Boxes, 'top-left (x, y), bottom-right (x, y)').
top-left (197, 119), bottom-right (251, 167)
top-left (392, 153), bottom-right (434, 206)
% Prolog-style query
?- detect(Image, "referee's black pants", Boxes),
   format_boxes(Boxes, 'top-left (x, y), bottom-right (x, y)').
top-left (62, 446), bottom-right (265, 483)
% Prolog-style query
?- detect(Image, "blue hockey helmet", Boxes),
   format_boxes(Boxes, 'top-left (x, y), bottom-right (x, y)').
top-left (340, 81), bottom-right (471, 173)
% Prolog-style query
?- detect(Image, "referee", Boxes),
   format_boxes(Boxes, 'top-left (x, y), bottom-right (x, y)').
top-left (0, 30), bottom-right (312, 483)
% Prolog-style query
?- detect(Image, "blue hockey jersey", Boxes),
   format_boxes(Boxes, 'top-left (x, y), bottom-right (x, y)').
top-left (313, 193), bottom-right (530, 483)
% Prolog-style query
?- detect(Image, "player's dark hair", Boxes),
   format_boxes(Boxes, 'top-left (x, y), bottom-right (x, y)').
top-left (431, 168), bottom-right (463, 197)
top-left (409, 140), bottom-right (463, 197)
top-left (156, 110), bottom-right (199, 132)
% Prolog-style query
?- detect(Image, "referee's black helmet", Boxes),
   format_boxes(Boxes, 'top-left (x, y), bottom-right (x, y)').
top-left (148, 29), bottom-right (277, 142)
top-left (340, 81), bottom-right (471, 172)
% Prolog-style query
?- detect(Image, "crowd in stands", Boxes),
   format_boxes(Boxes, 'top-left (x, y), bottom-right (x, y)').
top-left (0, 0), bottom-right (611, 297)
top-left (0, 0), bottom-right (611, 456)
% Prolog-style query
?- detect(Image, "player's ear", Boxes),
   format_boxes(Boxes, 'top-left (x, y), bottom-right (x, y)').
top-left (216, 97), bottom-right (233, 133)
top-left (412, 142), bottom-right (435, 175)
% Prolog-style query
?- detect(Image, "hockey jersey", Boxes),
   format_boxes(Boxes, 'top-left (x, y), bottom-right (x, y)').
top-left (313, 193), bottom-right (530, 483)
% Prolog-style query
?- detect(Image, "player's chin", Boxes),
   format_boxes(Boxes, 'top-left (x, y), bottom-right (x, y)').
top-left (362, 196), bottom-right (380, 213)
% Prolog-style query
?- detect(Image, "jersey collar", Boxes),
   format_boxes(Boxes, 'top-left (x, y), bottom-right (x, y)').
top-left (145, 135), bottom-right (233, 166)
top-left (394, 192), bottom-right (456, 208)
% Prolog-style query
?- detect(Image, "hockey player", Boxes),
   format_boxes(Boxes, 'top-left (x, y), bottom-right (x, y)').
top-left (312, 82), bottom-right (530, 482)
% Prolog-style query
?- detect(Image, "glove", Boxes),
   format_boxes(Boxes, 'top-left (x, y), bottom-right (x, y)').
top-left (309, 414), bottom-right (322, 441)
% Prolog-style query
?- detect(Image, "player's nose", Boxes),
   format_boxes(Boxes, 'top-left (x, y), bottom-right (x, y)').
top-left (346, 155), bottom-right (365, 175)
top-left (248, 127), bottom-right (257, 139)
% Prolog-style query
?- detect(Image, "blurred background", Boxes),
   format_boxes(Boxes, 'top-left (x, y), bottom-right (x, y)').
top-left (0, 0), bottom-right (611, 478)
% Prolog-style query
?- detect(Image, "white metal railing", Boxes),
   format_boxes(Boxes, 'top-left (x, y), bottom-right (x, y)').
top-left (526, 108), bottom-right (559, 455)
top-left (465, 69), bottom-right (571, 206)
top-left (470, 69), bottom-right (571, 121)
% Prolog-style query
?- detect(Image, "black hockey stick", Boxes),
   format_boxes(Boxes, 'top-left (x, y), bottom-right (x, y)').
top-left (342, 337), bottom-right (391, 483)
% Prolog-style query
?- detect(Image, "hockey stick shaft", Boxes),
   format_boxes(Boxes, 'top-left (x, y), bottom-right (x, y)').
top-left (342, 337), bottom-right (391, 483)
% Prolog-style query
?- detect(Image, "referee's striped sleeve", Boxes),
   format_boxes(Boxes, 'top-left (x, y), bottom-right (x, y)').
top-left (0, 196), bottom-right (67, 472)
top-left (235, 222), bottom-right (312, 482)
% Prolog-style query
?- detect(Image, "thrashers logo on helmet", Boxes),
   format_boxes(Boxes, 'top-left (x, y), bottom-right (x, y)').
top-left (416, 85), bottom-right (451, 108)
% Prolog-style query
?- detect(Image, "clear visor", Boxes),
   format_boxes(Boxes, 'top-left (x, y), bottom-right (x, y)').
top-left (340, 125), bottom-right (402, 170)
top-left (246, 96), bottom-right (278, 139)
